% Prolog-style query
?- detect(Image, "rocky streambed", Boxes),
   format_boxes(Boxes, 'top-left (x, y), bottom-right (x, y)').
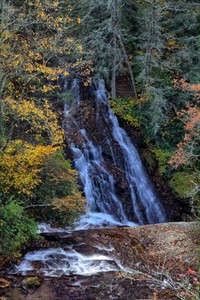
top-left (0, 222), bottom-right (199, 300)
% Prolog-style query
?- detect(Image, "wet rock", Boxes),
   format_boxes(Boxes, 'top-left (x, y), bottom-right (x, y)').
top-left (118, 117), bottom-right (193, 222)
top-left (63, 91), bottom-right (137, 220)
top-left (20, 276), bottom-right (42, 290)
top-left (2, 222), bottom-right (199, 300)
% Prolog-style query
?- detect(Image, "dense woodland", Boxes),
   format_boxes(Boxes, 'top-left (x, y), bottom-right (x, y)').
top-left (0, 0), bottom-right (199, 258)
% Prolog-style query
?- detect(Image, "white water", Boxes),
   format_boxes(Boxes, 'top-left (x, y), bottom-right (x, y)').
top-left (71, 130), bottom-right (132, 225)
top-left (9, 79), bottom-right (167, 279)
top-left (14, 247), bottom-right (120, 277)
top-left (108, 105), bottom-right (166, 224)
top-left (37, 223), bottom-right (72, 234)
top-left (63, 79), bottom-right (166, 227)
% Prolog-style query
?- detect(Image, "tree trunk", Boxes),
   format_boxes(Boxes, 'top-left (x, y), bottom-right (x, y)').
top-left (117, 34), bottom-right (138, 100)
top-left (111, 0), bottom-right (118, 99)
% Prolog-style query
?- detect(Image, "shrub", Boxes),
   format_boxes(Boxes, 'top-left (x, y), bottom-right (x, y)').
top-left (0, 200), bottom-right (38, 257)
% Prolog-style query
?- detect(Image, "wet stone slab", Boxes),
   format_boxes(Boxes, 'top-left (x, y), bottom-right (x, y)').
top-left (1, 222), bottom-right (199, 300)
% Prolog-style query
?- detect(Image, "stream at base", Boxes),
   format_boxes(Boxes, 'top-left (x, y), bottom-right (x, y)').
top-left (13, 248), bottom-right (120, 277)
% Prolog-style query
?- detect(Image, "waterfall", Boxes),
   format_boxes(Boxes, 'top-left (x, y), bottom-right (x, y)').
top-left (7, 80), bottom-right (168, 280)
top-left (63, 79), bottom-right (167, 228)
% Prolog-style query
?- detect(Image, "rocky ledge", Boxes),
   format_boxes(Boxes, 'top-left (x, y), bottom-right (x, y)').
top-left (0, 222), bottom-right (199, 300)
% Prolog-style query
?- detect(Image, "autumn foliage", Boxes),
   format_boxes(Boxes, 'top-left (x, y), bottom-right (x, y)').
top-left (169, 103), bottom-right (200, 168)
top-left (0, 0), bottom-right (86, 258)
top-left (0, 140), bottom-right (58, 195)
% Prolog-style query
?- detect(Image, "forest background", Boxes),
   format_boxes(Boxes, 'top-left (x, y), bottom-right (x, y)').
top-left (0, 0), bottom-right (199, 259)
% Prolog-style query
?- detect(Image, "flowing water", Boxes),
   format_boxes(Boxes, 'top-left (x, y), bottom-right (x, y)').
top-left (64, 79), bottom-right (167, 228)
top-left (9, 79), bottom-right (167, 278)
top-left (14, 248), bottom-right (121, 277)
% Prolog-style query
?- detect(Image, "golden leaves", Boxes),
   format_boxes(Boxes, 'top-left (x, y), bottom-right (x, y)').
top-left (0, 140), bottom-right (58, 195)
top-left (53, 190), bottom-right (85, 213)
top-left (110, 97), bottom-right (140, 127)
top-left (166, 38), bottom-right (180, 50)
top-left (0, 278), bottom-right (11, 288)
top-left (3, 97), bottom-right (64, 146)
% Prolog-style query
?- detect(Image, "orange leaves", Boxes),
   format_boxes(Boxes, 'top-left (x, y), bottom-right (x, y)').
top-left (173, 78), bottom-right (200, 98)
top-left (53, 190), bottom-right (85, 214)
top-left (169, 77), bottom-right (200, 168)
top-left (0, 277), bottom-right (11, 288)
top-left (169, 104), bottom-right (200, 168)
top-left (187, 268), bottom-right (197, 275)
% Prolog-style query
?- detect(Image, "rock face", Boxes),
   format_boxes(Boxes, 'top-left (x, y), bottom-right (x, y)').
top-left (118, 118), bottom-right (192, 222)
top-left (62, 79), bottom-right (190, 224)
top-left (62, 80), bottom-right (168, 225)
top-left (63, 86), bottom-right (135, 221)
top-left (1, 222), bottom-right (199, 300)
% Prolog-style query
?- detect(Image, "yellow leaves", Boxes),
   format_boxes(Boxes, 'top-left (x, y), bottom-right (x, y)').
top-left (24, 63), bottom-right (34, 72)
top-left (37, 10), bottom-right (46, 20)
top-left (77, 17), bottom-right (81, 24)
top-left (110, 97), bottom-right (140, 127)
top-left (63, 71), bottom-right (69, 76)
top-left (166, 38), bottom-right (180, 50)
top-left (1, 31), bottom-right (8, 40)
top-left (0, 278), bottom-right (11, 288)
top-left (34, 63), bottom-right (65, 79)
top-left (42, 85), bottom-right (59, 93)
top-left (51, 0), bottom-right (59, 9)
top-left (0, 140), bottom-right (57, 195)
top-left (76, 44), bottom-right (83, 53)
top-left (53, 190), bottom-right (85, 213)
top-left (3, 97), bottom-right (64, 146)
top-left (28, 51), bottom-right (42, 60)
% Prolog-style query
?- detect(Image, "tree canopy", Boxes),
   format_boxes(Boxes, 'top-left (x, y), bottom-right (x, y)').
top-left (0, 0), bottom-right (199, 257)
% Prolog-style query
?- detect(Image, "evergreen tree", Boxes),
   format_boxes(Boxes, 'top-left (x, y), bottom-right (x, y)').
top-left (75, 0), bottom-right (137, 98)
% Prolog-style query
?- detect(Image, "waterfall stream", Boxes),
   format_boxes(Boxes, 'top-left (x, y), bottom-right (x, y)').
top-left (64, 79), bottom-right (167, 228)
top-left (8, 79), bottom-right (167, 279)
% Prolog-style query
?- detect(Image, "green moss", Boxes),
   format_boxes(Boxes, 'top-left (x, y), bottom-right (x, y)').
top-left (21, 277), bottom-right (42, 289)
top-left (169, 172), bottom-right (197, 198)
top-left (151, 148), bottom-right (171, 175)
top-left (110, 97), bottom-right (140, 127)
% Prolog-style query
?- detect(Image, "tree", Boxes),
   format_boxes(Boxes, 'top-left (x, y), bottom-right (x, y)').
top-left (75, 0), bottom-right (137, 98)
top-left (0, 0), bottom-right (86, 257)
top-left (168, 80), bottom-right (200, 215)
top-left (134, 0), bottom-right (200, 133)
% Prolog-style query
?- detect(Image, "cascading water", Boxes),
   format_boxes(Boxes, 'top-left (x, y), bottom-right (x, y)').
top-left (63, 79), bottom-right (167, 228)
top-left (8, 79), bottom-right (167, 280)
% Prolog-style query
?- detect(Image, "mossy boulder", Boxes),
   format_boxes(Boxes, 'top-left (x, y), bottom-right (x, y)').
top-left (21, 277), bottom-right (42, 290)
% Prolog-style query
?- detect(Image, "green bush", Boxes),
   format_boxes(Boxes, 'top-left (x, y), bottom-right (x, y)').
top-left (30, 149), bottom-right (85, 226)
top-left (169, 171), bottom-right (197, 199)
top-left (152, 148), bottom-right (172, 175)
top-left (0, 200), bottom-right (38, 257)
